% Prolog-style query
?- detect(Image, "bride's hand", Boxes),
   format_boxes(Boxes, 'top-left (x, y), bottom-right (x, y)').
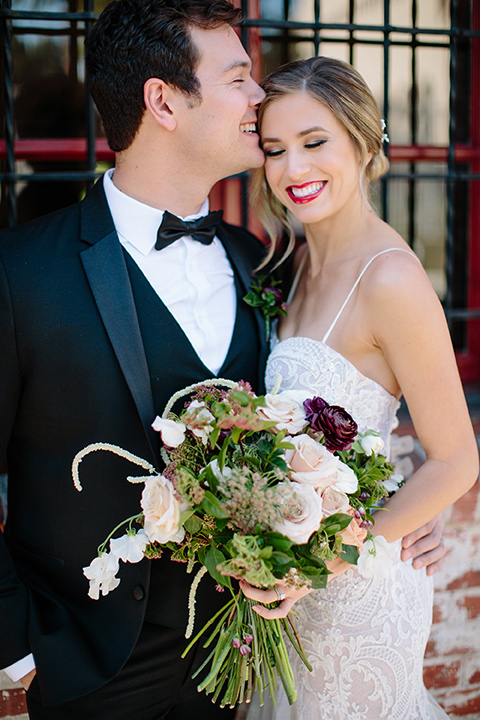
top-left (325, 556), bottom-right (351, 580)
top-left (239, 579), bottom-right (312, 619)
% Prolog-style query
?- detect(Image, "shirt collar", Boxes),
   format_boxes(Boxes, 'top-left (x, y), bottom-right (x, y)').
top-left (103, 168), bottom-right (210, 256)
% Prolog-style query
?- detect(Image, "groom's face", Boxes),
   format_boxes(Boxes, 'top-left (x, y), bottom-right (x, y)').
top-left (176, 24), bottom-right (266, 182)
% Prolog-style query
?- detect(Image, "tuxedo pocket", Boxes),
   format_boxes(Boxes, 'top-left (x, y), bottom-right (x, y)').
top-left (6, 534), bottom-right (65, 568)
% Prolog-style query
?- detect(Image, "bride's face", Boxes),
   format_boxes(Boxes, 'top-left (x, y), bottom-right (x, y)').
top-left (260, 91), bottom-right (368, 226)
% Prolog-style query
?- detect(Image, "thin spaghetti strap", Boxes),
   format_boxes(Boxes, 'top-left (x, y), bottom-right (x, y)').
top-left (322, 247), bottom-right (419, 343)
top-left (287, 251), bottom-right (308, 305)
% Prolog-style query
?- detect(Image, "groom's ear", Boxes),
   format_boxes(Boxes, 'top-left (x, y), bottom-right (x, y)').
top-left (144, 78), bottom-right (178, 132)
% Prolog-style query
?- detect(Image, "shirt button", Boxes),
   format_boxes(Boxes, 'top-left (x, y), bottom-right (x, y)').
top-left (133, 585), bottom-right (145, 601)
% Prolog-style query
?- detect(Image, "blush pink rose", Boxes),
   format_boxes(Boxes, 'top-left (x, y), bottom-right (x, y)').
top-left (257, 392), bottom-right (306, 434)
top-left (321, 486), bottom-right (350, 517)
top-left (284, 434), bottom-right (339, 490)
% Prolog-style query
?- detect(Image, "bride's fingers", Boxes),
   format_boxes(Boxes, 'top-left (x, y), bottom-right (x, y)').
top-left (252, 596), bottom-right (296, 620)
top-left (239, 579), bottom-right (285, 604)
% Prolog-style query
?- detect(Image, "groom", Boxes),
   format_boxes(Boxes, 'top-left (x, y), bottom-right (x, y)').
top-left (0, 1), bottom-right (446, 718)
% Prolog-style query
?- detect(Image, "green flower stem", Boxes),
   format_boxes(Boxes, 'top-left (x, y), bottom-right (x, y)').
top-left (281, 617), bottom-right (312, 671)
top-left (182, 596), bottom-right (235, 658)
top-left (97, 513), bottom-right (143, 555)
top-left (211, 656), bottom-right (232, 703)
top-left (197, 625), bottom-right (237, 692)
top-left (202, 600), bottom-right (237, 648)
top-left (265, 619), bottom-right (296, 704)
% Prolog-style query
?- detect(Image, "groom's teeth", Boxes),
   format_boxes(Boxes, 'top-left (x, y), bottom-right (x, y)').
top-left (240, 123), bottom-right (257, 133)
top-left (290, 182), bottom-right (325, 197)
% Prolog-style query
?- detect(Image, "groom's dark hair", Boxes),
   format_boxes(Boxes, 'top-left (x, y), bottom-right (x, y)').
top-left (85, 0), bottom-right (242, 152)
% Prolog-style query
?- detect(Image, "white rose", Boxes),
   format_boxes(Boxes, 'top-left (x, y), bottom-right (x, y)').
top-left (360, 433), bottom-right (385, 456)
top-left (83, 552), bottom-right (120, 600)
top-left (141, 475), bottom-right (186, 544)
top-left (357, 535), bottom-right (397, 580)
top-left (151, 416), bottom-right (186, 448)
top-left (110, 529), bottom-right (148, 563)
top-left (257, 392), bottom-right (306, 434)
top-left (334, 461), bottom-right (358, 494)
top-left (284, 434), bottom-right (339, 490)
top-left (274, 482), bottom-right (324, 545)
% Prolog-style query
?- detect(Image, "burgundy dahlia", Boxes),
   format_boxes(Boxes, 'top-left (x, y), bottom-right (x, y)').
top-left (303, 396), bottom-right (358, 452)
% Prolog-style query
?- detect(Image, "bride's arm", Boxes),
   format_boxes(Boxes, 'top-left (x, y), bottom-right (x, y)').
top-left (362, 252), bottom-right (478, 542)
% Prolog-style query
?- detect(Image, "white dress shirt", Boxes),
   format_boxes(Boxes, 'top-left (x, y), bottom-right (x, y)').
top-left (3, 170), bottom-right (236, 682)
top-left (104, 169), bottom-right (236, 374)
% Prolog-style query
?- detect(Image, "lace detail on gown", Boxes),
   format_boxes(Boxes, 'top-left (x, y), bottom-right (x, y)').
top-left (248, 249), bottom-right (448, 720)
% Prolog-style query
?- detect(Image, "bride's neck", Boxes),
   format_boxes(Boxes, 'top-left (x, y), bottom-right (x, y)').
top-left (303, 202), bottom-right (375, 275)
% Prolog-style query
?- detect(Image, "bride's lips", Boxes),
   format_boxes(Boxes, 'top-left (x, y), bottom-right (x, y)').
top-left (286, 181), bottom-right (327, 204)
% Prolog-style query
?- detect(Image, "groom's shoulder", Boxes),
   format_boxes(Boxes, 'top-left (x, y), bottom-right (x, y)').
top-left (0, 200), bottom-right (82, 259)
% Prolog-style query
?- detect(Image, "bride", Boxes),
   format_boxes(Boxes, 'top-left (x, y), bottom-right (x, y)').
top-left (242, 56), bottom-right (478, 719)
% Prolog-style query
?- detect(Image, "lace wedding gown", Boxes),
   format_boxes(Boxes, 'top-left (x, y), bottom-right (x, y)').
top-left (249, 249), bottom-right (448, 720)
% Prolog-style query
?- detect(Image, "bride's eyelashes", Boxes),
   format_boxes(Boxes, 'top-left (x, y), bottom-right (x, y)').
top-left (262, 138), bottom-right (327, 157)
top-left (304, 139), bottom-right (327, 149)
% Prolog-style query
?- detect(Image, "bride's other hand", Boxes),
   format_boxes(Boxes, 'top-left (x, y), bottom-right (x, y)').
top-left (239, 579), bottom-right (311, 619)
top-left (325, 556), bottom-right (351, 580)
top-left (401, 514), bottom-right (447, 575)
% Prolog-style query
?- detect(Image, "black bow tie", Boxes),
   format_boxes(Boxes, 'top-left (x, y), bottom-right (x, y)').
top-left (155, 209), bottom-right (223, 250)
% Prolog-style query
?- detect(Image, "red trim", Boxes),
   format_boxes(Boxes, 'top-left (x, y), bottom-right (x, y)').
top-left (2, 139), bottom-right (479, 164)
top-left (464, 2), bottom-right (480, 383)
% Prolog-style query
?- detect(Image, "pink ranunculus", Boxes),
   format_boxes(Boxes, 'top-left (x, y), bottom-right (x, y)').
top-left (257, 392), bottom-right (307, 434)
top-left (284, 434), bottom-right (339, 490)
top-left (141, 475), bottom-right (186, 545)
top-left (320, 486), bottom-right (351, 517)
top-left (339, 509), bottom-right (368, 549)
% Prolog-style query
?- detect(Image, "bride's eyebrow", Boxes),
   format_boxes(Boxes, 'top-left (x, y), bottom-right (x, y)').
top-left (262, 126), bottom-right (328, 143)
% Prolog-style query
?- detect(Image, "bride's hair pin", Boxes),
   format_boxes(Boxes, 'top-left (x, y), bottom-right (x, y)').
top-left (381, 118), bottom-right (390, 144)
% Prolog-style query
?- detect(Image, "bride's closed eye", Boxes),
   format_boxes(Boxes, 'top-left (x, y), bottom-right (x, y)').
top-left (263, 138), bottom-right (327, 157)
top-left (304, 139), bottom-right (327, 149)
top-left (263, 147), bottom-right (284, 157)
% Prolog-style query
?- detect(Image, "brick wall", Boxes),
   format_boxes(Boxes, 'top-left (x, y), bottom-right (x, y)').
top-left (424, 478), bottom-right (480, 718)
top-left (1, 432), bottom-right (479, 719)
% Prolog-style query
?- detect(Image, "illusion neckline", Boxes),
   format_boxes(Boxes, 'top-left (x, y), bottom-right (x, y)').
top-left (272, 330), bottom-right (400, 403)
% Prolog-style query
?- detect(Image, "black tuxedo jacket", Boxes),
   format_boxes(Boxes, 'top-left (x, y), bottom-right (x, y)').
top-left (0, 179), bottom-right (268, 705)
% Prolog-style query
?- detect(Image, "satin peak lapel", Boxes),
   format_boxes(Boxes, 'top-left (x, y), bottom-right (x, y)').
top-left (80, 232), bottom-right (157, 462)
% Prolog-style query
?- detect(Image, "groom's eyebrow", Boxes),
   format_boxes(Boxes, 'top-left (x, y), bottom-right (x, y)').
top-left (222, 59), bottom-right (252, 74)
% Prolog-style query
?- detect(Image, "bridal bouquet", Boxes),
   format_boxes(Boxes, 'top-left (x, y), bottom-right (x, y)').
top-left (75, 380), bottom-right (400, 708)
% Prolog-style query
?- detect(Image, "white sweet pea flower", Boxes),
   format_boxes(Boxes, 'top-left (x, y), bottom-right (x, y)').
top-left (208, 459), bottom-right (233, 483)
top-left (284, 434), bottom-right (339, 490)
top-left (357, 535), bottom-right (397, 580)
top-left (141, 475), bottom-right (186, 545)
top-left (83, 552), bottom-right (120, 600)
top-left (257, 392), bottom-right (306, 434)
top-left (151, 416), bottom-right (186, 448)
top-left (360, 433), bottom-right (385, 456)
top-left (334, 461), bottom-right (358, 494)
top-left (274, 482), bottom-right (324, 545)
top-left (109, 529), bottom-right (148, 564)
top-left (383, 472), bottom-right (404, 494)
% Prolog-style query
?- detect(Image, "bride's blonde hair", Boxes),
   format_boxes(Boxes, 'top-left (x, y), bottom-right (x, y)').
top-left (253, 56), bottom-right (390, 269)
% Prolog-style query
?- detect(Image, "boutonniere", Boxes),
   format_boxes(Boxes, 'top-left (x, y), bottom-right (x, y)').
top-left (244, 276), bottom-right (287, 340)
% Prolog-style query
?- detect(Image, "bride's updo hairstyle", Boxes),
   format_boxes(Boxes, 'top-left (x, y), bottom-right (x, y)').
top-left (253, 56), bottom-right (389, 268)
